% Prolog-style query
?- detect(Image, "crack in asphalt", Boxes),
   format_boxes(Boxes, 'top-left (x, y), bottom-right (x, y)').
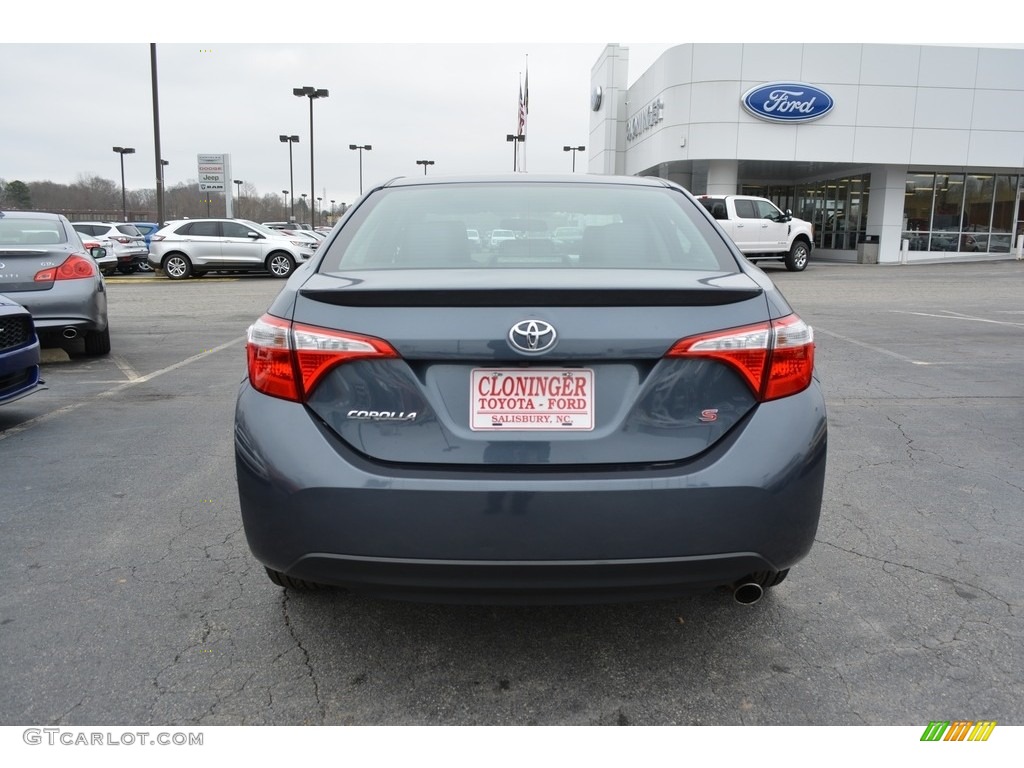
top-left (280, 590), bottom-right (326, 724)
top-left (814, 539), bottom-right (1017, 614)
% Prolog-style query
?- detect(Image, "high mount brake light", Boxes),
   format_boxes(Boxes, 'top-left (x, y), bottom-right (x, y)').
top-left (667, 314), bottom-right (814, 401)
top-left (246, 314), bottom-right (399, 403)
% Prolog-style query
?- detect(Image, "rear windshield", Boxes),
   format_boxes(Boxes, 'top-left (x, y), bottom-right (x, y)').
top-left (320, 182), bottom-right (738, 272)
top-left (116, 224), bottom-right (143, 236)
top-left (0, 218), bottom-right (68, 245)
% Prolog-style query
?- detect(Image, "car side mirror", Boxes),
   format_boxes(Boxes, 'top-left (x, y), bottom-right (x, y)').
top-left (90, 246), bottom-right (107, 259)
top-left (247, 232), bottom-right (262, 240)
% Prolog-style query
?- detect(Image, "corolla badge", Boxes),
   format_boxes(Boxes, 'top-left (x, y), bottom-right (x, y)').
top-left (508, 319), bottom-right (557, 354)
top-left (742, 82), bottom-right (834, 123)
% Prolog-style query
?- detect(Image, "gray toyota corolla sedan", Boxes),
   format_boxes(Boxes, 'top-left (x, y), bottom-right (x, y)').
top-left (235, 175), bottom-right (827, 605)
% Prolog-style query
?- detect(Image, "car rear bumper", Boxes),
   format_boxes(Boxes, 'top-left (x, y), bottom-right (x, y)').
top-left (8, 281), bottom-right (108, 336)
top-left (234, 380), bottom-right (827, 602)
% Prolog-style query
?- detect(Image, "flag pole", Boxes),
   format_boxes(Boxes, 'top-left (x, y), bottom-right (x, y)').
top-left (522, 54), bottom-right (528, 173)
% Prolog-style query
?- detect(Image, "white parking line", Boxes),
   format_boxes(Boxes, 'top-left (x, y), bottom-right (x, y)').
top-left (0, 336), bottom-right (245, 441)
top-left (889, 309), bottom-right (1024, 328)
top-left (111, 354), bottom-right (141, 382)
top-left (814, 327), bottom-right (934, 365)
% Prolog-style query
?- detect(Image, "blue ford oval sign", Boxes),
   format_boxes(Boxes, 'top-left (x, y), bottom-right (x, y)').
top-left (742, 82), bottom-right (834, 123)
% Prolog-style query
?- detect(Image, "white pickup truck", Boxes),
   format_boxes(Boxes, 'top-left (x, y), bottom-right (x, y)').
top-left (697, 194), bottom-right (814, 272)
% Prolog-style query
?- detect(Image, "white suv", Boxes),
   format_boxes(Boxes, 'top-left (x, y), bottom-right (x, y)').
top-left (148, 219), bottom-right (315, 279)
top-left (71, 222), bottom-right (149, 274)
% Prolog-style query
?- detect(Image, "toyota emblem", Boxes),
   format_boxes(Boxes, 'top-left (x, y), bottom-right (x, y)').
top-left (508, 319), bottom-right (557, 354)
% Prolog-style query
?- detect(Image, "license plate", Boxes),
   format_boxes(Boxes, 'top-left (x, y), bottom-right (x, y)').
top-left (470, 368), bottom-right (594, 431)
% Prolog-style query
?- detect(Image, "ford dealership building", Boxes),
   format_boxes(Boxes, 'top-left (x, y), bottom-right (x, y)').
top-left (589, 44), bottom-right (1024, 264)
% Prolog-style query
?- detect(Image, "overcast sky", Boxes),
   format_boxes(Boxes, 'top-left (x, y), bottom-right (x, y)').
top-left (0, 2), bottom-right (1008, 209)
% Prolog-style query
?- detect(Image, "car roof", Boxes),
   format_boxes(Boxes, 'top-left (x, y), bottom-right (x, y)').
top-left (1, 210), bottom-right (65, 220)
top-left (380, 174), bottom-right (676, 190)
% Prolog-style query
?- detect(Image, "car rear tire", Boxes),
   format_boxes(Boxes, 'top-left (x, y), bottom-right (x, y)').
top-left (163, 254), bottom-right (193, 280)
top-left (84, 327), bottom-right (111, 356)
top-left (138, 261), bottom-right (153, 272)
top-left (267, 252), bottom-right (295, 278)
top-left (264, 566), bottom-right (322, 591)
top-left (785, 241), bottom-right (809, 272)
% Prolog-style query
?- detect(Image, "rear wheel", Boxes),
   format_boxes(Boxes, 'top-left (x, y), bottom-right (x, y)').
top-left (163, 254), bottom-right (192, 280)
top-left (267, 252), bottom-right (295, 278)
top-left (84, 327), bottom-right (111, 356)
top-left (785, 241), bottom-right (809, 272)
top-left (265, 567), bottom-right (322, 591)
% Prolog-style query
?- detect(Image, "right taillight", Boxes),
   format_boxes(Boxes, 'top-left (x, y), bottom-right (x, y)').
top-left (666, 314), bottom-right (814, 401)
top-left (246, 314), bottom-right (399, 403)
top-left (34, 255), bottom-right (98, 282)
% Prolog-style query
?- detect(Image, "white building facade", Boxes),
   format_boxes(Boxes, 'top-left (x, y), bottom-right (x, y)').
top-left (589, 44), bottom-right (1024, 263)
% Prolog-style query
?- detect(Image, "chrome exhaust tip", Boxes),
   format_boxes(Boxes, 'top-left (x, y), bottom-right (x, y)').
top-left (733, 581), bottom-right (764, 605)
top-left (62, 327), bottom-right (79, 339)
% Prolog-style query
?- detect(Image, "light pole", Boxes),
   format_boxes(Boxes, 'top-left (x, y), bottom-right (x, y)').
top-left (300, 193), bottom-right (308, 224)
top-left (279, 134), bottom-right (299, 220)
top-left (506, 134), bottom-right (525, 172)
top-left (416, 160), bottom-right (435, 175)
top-left (281, 190), bottom-right (288, 220)
top-left (349, 144), bottom-right (372, 195)
top-left (316, 197), bottom-right (322, 227)
top-left (330, 199), bottom-right (335, 224)
top-left (563, 145), bottom-right (586, 172)
top-left (159, 160), bottom-right (169, 218)
top-left (234, 179), bottom-right (243, 218)
top-left (293, 86), bottom-right (328, 223)
top-left (112, 146), bottom-right (135, 220)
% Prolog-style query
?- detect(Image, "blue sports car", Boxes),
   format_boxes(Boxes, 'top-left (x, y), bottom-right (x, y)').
top-left (0, 294), bottom-right (45, 406)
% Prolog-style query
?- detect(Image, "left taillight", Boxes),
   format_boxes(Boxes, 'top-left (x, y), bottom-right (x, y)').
top-left (34, 254), bottom-right (98, 282)
top-left (666, 314), bottom-right (815, 402)
top-left (246, 313), bottom-right (399, 403)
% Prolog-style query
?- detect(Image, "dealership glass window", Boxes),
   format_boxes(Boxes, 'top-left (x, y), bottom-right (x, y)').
top-left (902, 172), bottom-right (1020, 253)
top-left (846, 177), bottom-right (868, 250)
top-left (990, 175), bottom-right (1020, 253)
top-left (903, 173), bottom-right (936, 251)
top-left (930, 174), bottom-right (965, 252)
top-left (792, 174), bottom-right (869, 250)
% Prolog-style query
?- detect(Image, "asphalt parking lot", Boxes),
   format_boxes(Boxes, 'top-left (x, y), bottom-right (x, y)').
top-left (0, 261), bottom-right (1022, 726)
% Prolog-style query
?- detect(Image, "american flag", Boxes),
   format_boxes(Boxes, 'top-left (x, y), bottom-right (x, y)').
top-left (517, 81), bottom-right (526, 135)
